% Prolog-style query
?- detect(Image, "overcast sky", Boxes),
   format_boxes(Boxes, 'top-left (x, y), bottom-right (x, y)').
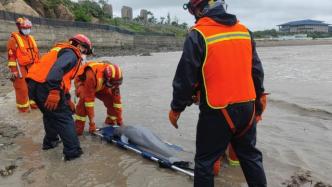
top-left (107, 0), bottom-right (332, 31)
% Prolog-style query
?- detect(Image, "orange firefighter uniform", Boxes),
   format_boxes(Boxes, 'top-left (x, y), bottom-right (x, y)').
top-left (74, 61), bottom-right (123, 135)
top-left (7, 31), bottom-right (39, 112)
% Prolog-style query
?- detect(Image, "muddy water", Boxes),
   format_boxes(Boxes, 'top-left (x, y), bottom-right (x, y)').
top-left (0, 45), bottom-right (332, 187)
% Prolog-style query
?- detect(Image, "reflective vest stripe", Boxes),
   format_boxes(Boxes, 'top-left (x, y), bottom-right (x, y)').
top-left (206, 32), bottom-right (251, 45)
top-left (84, 102), bottom-right (95, 107)
top-left (74, 114), bottom-right (86, 121)
top-left (8, 61), bottom-right (17, 67)
top-left (113, 103), bottom-right (122, 109)
top-left (13, 34), bottom-right (25, 48)
top-left (16, 101), bottom-right (30, 108)
top-left (109, 64), bottom-right (116, 79)
top-left (29, 35), bottom-right (38, 48)
top-left (51, 47), bottom-right (62, 52)
top-left (96, 78), bottom-right (104, 92)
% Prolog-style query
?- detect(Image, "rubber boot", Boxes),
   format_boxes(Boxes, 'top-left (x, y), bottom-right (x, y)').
top-left (228, 144), bottom-right (240, 167)
top-left (89, 122), bottom-right (96, 134)
top-left (75, 120), bottom-right (85, 136)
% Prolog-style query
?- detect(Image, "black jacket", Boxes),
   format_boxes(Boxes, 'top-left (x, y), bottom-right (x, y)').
top-left (171, 5), bottom-right (265, 112)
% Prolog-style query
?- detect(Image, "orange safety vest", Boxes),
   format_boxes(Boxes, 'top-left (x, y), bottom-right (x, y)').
top-left (194, 17), bottom-right (256, 109)
top-left (27, 43), bottom-right (82, 93)
top-left (77, 61), bottom-right (112, 92)
top-left (11, 32), bottom-right (39, 65)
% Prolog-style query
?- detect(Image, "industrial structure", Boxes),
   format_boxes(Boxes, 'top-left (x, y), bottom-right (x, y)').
top-left (278, 19), bottom-right (330, 33)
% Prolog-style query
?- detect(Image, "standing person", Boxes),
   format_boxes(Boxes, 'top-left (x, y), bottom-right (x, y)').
top-left (26, 34), bottom-right (93, 161)
top-left (168, 0), bottom-right (268, 186)
top-left (7, 17), bottom-right (39, 112)
top-left (74, 61), bottom-right (123, 135)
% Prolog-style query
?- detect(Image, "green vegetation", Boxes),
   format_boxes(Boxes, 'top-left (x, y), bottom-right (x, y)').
top-left (25, 0), bottom-right (188, 37)
top-left (253, 29), bottom-right (332, 39)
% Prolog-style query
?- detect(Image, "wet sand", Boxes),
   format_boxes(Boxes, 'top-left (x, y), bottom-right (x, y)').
top-left (1, 45), bottom-right (332, 187)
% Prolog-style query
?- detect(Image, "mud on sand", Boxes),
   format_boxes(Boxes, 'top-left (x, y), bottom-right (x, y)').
top-left (0, 122), bottom-right (23, 177)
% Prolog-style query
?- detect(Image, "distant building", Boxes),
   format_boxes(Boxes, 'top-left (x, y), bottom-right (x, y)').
top-left (103, 3), bottom-right (113, 18)
top-left (121, 6), bottom-right (133, 20)
top-left (329, 26), bottom-right (332, 33)
top-left (140, 9), bottom-right (148, 22)
top-left (278, 19), bottom-right (330, 33)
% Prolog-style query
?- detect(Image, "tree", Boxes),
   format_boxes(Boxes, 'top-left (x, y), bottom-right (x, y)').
top-left (166, 12), bottom-right (171, 25)
top-left (159, 17), bottom-right (165, 24)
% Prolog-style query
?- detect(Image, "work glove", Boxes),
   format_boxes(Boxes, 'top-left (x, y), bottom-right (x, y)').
top-left (67, 99), bottom-right (76, 113)
top-left (9, 71), bottom-right (18, 81)
top-left (192, 90), bottom-right (201, 105)
top-left (89, 122), bottom-right (97, 134)
top-left (255, 93), bottom-right (269, 123)
top-left (44, 90), bottom-right (60, 111)
top-left (169, 110), bottom-right (181, 129)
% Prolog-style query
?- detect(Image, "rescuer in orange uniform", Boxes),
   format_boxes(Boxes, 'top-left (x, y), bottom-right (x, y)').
top-left (74, 61), bottom-right (123, 135)
top-left (26, 34), bottom-right (93, 161)
top-left (168, 0), bottom-right (268, 186)
top-left (7, 17), bottom-right (39, 112)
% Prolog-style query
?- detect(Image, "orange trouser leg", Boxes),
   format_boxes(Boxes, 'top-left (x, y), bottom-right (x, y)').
top-left (74, 98), bottom-right (86, 136)
top-left (13, 66), bottom-right (29, 112)
top-left (96, 92), bottom-right (115, 125)
top-left (228, 144), bottom-right (240, 166)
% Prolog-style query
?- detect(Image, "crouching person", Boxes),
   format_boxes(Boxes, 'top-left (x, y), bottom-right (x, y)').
top-left (74, 61), bottom-right (123, 135)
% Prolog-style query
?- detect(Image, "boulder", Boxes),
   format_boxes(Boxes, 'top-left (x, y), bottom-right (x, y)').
top-left (2, 0), bottom-right (40, 17)
top-left (54, 4), bottom-right (74, 21)
top-left (0, 3), bottom-right (5, 11)
top-left (103, 4), bottom-right (113, 17)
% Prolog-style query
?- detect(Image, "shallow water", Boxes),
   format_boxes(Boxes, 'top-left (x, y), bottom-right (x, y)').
top-left (0, 45), bottom-right (331, 186)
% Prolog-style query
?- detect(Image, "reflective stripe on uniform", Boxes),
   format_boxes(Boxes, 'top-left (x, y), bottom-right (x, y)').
top-left (84, 102), bottom-right (95, 107)
top-left (51, 47), bottom-right (62, 52)
top-left (16, 101), bottom-right (30, 108)
top-left (8, 61), bottom-right (17, 67)
top-left (96, 78), bottom-right (104, 92)
top-left (29, 100), bottom-right (36, 105)
top-left (29, 35), bottom-right (38, 48)
top-left (88, 62), bottom-right (100, 67)
top-left (113, 103), bottom-right (122, 109)
top-left (228, 158), bottom-right (240, 167)
top-left (206, 32), bottom-right (251, 45)
top-left (109, 64), bottom-right (116, 78)
top-left (107, 115), bottom-right (117, 120)
top-left (74, 114), bottom-right (86, 122)
top-left (13, 34), bottom-right (25, 48)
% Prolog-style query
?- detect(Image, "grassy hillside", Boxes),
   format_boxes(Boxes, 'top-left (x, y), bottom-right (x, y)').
top-left (24, 0), bottom-right (188, 37)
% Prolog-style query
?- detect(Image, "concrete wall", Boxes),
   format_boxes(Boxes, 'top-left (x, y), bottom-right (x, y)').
top-left (0, 19), bottom-right (184, 55)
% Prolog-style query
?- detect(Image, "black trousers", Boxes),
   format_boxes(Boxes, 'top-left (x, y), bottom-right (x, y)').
top-left (27, 80), bottom-right (81, 157)
top-left (194, 102), bottom-right (267, 187)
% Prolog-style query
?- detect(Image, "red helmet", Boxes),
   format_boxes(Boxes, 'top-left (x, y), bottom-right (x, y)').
top-left (104, 64), bottom-right (123, 88)
top-left (69, 34), bottom-right (93, 55)
top-left (16, 17), bottom-right (32, 29)
top-left (183, 0), bottom-right (207, 14)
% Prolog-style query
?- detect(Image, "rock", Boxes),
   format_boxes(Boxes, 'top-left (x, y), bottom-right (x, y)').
top-left (25, 0), bottom-right (45, 17)
top-left (54, 4), bottom-right (74, 21)
top-left (2, 0), bottom-right (40, 17)
top-left (0, 2), bottom-right (5, 11)
top-left (103, 4), bottom-right (113, 17)
top-left (91, 16), bottom-right (99, 24)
